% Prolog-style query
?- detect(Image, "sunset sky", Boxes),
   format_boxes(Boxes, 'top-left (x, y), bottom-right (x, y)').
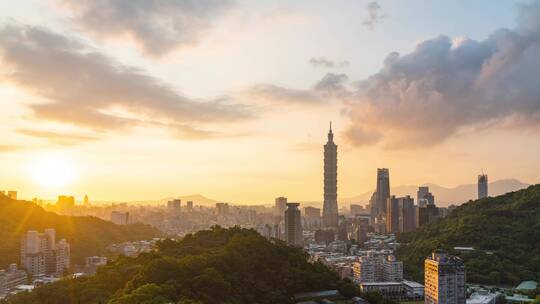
top-left (1, 0), bottom-right (539, 203)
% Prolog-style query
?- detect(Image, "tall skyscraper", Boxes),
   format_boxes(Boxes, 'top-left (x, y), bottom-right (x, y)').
top-left (275, 197), bottom-right (287, 216)
top-left (425, 251), bottom-right (466, 304)
top-left (375, 168), bottom-right (390, 216)
top-left (478, 174), bottom-right (488, 199)
top-left (284, 203), bottom-right (303, 246)
top-left (323, 122), bottom-right (338, 228)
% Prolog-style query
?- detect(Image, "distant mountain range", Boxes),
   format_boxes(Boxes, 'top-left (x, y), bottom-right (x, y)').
top-left (342, 178), bottom-right (531, 207)
top-left (123, 179), bottom-right (530, 208)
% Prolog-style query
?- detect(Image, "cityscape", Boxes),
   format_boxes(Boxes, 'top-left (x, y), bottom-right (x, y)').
top-left (0, 1), bottom-right (539, 304)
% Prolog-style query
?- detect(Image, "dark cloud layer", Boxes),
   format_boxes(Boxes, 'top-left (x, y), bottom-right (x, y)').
top-left (309, 57), bottom-right (350, 68)
top-left (60, 0), bottom-right (235, 56)
top-left (362, 1), bottom-right (384, 30)
top-left (344, 1), bottom-right (540, 148)
top-left (0, 25), bottom-right (250, 139)
top-left (246, 73), bottom-right (350, 106)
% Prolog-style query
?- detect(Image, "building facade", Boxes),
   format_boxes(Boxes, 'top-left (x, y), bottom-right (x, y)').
top-left (425, 251), bottom-right (466, 304)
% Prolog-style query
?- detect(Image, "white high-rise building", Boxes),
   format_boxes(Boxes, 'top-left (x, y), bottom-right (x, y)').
top-left (21, 229), bottom-right (70, 276)
top-left (425, 251), bottom-right (466, 304)
top-left (353, 252), bottom-right (403, 283)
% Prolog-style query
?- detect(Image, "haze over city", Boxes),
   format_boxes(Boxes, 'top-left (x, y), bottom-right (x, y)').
top-left (1, 0), bottom-right (539, 203)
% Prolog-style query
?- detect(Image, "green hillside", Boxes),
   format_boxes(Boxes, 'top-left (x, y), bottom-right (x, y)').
top-left (4, 226), bottom-right (374, 304)
top-left (397, 184), bottom-right (540, 285)
top-left (0, 196), bottom-right (161, 268)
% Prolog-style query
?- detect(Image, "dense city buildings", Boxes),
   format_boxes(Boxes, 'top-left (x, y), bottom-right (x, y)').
top-left (323, 123), bottom-right (339, 228)
top-left (274, 197), bottom-right (287, 215)
top-left (375, 168), bottom-right (390, 217)
top-left (110, 211), bottom-right (130, 225)
top-left (425, 251), bottom-right (466, 304)
top-left (478, 174), bottom-right (488, 199)
top-left (284, 203), bottom-right (303, 246)
top-left (20, 229), bottom-right (70, 277)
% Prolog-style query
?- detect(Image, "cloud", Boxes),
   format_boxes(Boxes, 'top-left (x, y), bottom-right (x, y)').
top-left (244, 73), bottom-right (350, 106)
top-left (309, 57), bottom-right (350, 68)
top-left (59, 0), bottom-right (236, 57)
top-left (345, 1), bottom-right (540, 148)
top-left (362, 1), bottom-right (385, 30)
top-left (0, 25), bottom-right (250, 140)
top-left (16, 129), bottom-right (100, 146)
top-left (246, 84), bottom-right (321, 105)
top-left (0, 145), bottom-right (22, 152)
top-left (314, 73), bottom-right (349, 92)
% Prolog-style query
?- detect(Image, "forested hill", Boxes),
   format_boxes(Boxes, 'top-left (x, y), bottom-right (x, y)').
top-left (5, 227), bottom-right (373, 304)
top-left (397, 184), bottom-right (540, 285)
top-left (0, 196), bottom-right (161, 268)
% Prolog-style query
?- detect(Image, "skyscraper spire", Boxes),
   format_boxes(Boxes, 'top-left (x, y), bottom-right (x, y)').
top-left (328, 121), bottom-right (334, 142)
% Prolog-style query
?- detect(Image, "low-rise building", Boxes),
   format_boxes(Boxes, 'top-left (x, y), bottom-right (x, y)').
top-left (0, 264), bottom-right (27, 296)
top-left (359, 282), bottom-right (403, 296)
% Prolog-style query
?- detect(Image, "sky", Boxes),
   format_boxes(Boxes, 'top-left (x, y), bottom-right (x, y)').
top-left (0, 0), bottom-right (539, 204)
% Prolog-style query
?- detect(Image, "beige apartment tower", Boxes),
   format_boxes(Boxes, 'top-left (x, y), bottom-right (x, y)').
top-left (425, 251), bottom-right (466, 304)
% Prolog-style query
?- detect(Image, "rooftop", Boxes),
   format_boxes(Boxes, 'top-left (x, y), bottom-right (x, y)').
top-left (515, 281), bottom-right (538, 291)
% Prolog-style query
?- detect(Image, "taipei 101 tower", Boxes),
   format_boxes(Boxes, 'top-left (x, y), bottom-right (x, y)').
top-left (323, 122), bottom-right (339, 228)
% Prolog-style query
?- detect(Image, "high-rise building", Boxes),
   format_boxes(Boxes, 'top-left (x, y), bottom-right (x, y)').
top-left (424, 251), bottom-right (466, 304)
top-left (83, 194), bottom-right (90, 206)
top-left (20, 229), bottom-right (70, 276)
top-left (110, 211), bottom-right (130, 225)
top-left (478, 174), bottom-right (488, 199)
top-left (275, 197), bottom-right (287, 216)
top-left (323, 123), bottom-right (338, 228)
top-left (186, 201), bottom-right (193, 212)
top-left (399, 196), bottom-right (416, 233)
top-left (386, 196), bottom-right (399, 233)
top-left (284, 203), bottom-right (303, 246)
top-left (167, 199), bottom-right (181, 212)
top-left (57, 195), bottom-right (75, 210)
top-left (215, 202), bottom-right (230, 217)
top-left (375, 168), bottom-right (390, 216)
top-left (354, 217), bottom-right (370, 245)
top-left (383, 255), bottom-right (404, 282)
top-left (417, 186), bottom-right (435, 205)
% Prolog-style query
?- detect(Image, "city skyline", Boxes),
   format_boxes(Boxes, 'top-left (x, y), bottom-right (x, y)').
top-left (1, 1), bottom-right (540, 203)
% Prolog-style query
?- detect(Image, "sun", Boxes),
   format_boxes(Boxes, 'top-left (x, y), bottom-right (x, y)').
top-left (29, 155), bottom-right (77, 188)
